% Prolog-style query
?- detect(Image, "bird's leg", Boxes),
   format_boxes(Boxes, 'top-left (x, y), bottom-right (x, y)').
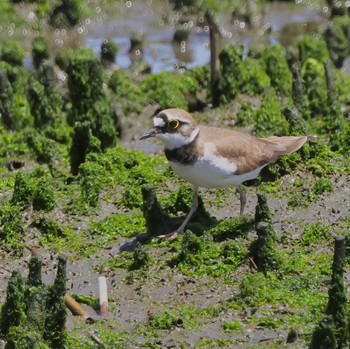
top-left (160, 186), bottom-right (199, 240)
top-left (236, 185), bottom-right (246, 215)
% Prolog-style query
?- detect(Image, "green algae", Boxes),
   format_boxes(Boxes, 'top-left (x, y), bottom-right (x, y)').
top-left (0, 203), bottom-right (25, 253)
top-left (218, 44), bottom-right (270, 104)
top-left (0, 256), bottom-right (67, 349)
top-left (250, 222), bottom-right (281, 273)
top-left (141, 71), bottom-right (200, 110)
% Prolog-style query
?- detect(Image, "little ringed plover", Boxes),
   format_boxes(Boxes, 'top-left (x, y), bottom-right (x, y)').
top-left (140, 108), bottom-right (315, 238)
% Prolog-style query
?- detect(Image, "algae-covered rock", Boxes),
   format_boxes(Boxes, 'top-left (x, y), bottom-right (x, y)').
top-left (298, 35), bottom-right (330, 65)
top-left (326, 236), bottom-right (348, 348)
top-left (249, 222), bottom-right (281, 273)
top-left (100, 38), bottom-right (119, 65)
top-left (78, 161), bottom-right (104, 208)
top-left (130, 242), bottom-right (151, 270)
top-left (67, 57), bottom-right (117, 149)
top-left (141, 184), bottom-right (167, 236)
top-left (69, 121), bottom-right (102, 175)
top-left (254, 193), bottom-right (272, 224)
top-left (218, 44), bottom-right (270, 104)
top-left (141, 71), bottom-right (199, 110)
top-left (324, 19), bottom-right (349, 68)
top-left (1, 40), bottom-right (25, 67)
top-left (11, 172), bottom-right (33, 208)
top-left (108, 69), bottom-right (145, 114)
top-left (261, 44), bottom-right (292, 96)
top-left (27, 62), bottom-right (65, 137)
top-left (49, 0), bottom-right (84, 28)
top-left (236, 89), bottom-right (288, 136)
top-left (27, 256), bottom-right (43, 288)
top-left (301, 58), bottom-right (328, 116)
top-left (43, 255), bottom-right (67, 349)
top-left (32, 36), bottom-right (50, 69)
top-left (309, 316), bottom-right (337, 349)
top-left (0, 271), bottom-right (26, 337)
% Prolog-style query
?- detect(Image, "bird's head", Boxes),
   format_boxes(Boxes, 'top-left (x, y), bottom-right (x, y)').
top-left (139, 108), bottom-right (199, 149)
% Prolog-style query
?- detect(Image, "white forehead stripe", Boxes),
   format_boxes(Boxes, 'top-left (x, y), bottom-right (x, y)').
top-left (153, 117), bottom-right (166, 127)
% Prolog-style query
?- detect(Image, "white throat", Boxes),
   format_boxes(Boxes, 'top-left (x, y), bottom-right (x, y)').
top-left (157, 128), bottom-right (199, 150)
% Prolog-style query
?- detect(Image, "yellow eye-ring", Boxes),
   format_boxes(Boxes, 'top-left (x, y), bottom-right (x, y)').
top-left (167, 119), bottom-right (180, 130)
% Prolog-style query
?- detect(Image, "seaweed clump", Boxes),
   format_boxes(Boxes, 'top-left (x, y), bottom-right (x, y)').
top-left (310, 236), bottom-right (348, 349)
top-left (249, 193), bottom-right (281, 273)
top-left (0, 255), bottom-right (67, 349)
top-left (218, 44), bottom-right (270, 104)
top-left (66, 56), bottom-right (117, 149)
top-left (141, 184), bottom-right (167, 236)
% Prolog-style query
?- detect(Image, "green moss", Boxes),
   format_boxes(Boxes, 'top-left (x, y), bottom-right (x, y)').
top-left (223, 320), bottom-right (243, 332)
top-left (141, 184), bottom-right (168, 236)
top-left (168, 231), bottom-right (246, 278)
top-left (1, 40), bottom-right (25, 67)
top-left (0, 270), bottom-right (27, 337)
top-left (11, 172), bottom-right (33, 208)
top-left (262, 44), bottom-right (292, 96)
top-left (313, 178), bottom-right (333, 195)
top-left (298, 35), bottom-right (330, 65)
top-left (70, 294), bottom-right (97, 308)
top-left (209, 215), bottom-right (253, 242)
top-left (67, 320), bottom-right (125, 348)
top-left (250, 222), bottom-right (281, 273)
top-left (141, 71), bottom-right (199, 110)
top-left (0, 203), bottom-right (25, 253)
top-left (49, 0), bottom-right (84, 28)
top-left (100, 38), bottom-right (119, 63)
top-left (11, 172), bottom-right (55, 212)
top-left (32, 177), bottom-right (55, 212)
top-left (301, 58), bottom-right (328, 116)
top-left (89, 212), bottom-right (145, 240)
top-left (7, 326), bottom-right (50, 349)
top-left (218, 44), bottom-right (270, 104)
top-left (35, 218), bottom-right (64, 242)
top-left (301, 222), bottom-right (332, 246)
top-left (32, 36), bottom-right (50, 69)
top-left (236, 90), bottom-right (289, 136)
top-left (67, 56), bottom-right (116, 149)
top-left (78, 161), bottom-right (104, 208)
top-left (108, 69), bottom-right (144, 114)
top-left (130, 242), bottom-right (151, 270)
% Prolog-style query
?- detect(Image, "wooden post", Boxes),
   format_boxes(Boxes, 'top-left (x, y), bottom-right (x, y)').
top-left (99, 276), bottom-right (108, 317)
top-left (205, 10), bottom-right (222, 107)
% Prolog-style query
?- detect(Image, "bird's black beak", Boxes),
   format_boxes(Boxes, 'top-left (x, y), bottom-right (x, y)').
top-left (139, 127), bottom-right (159, 140)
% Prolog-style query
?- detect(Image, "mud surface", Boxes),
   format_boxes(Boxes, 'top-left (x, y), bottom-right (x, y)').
top-left (0, 155), bottom-right (349, 348)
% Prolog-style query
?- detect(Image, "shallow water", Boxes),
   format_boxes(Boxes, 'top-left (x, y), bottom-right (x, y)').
top-left (82, 0), bottom-right (328, 73)
top-left (2, 0), bottom-right (329, 73)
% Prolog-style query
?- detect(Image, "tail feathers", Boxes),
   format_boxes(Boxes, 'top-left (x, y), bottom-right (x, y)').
top-left (262, 135), bottom-right (316, 158)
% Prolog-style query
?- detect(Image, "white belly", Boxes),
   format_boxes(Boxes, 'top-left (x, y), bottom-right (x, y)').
top-left (169, 158), bottom-right (266, 188)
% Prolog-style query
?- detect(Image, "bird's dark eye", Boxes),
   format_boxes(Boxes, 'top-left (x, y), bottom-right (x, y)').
top-left (167, 119), bottom-right (180, 130)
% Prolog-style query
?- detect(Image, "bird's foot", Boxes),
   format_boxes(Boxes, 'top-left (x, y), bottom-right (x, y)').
top-left (158, 230), bottom-right (183, 240)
